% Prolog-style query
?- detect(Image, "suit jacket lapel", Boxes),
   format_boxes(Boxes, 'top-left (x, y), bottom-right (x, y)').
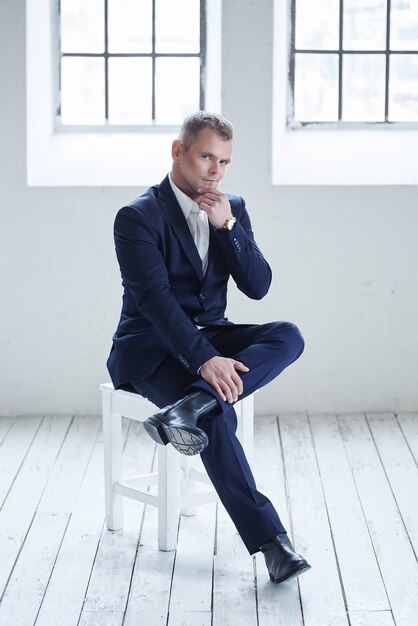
top-left (156, 175), bottom-right (204, 282)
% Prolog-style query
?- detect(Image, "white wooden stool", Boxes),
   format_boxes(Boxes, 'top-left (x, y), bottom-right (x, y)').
top-left (100, 383), bottom-right (254, 551)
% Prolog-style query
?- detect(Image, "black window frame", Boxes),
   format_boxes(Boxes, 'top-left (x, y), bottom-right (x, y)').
top-left (288, 0), bottom-right (418, 128)
top-left (57, 0), bottom-right (207, 129)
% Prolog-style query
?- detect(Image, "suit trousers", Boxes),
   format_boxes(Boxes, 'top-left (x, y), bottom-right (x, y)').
top-left (131, 320), bottom-right (305, 554)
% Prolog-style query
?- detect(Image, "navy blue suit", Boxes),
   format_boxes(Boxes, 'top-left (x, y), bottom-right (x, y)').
top-left (107, 175), bottom-right (305, 553)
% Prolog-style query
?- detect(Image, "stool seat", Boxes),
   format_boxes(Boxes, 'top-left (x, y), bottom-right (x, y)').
top-left (100, 382), bottom-right (254, 551)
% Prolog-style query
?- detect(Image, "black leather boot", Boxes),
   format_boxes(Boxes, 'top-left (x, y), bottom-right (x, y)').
top-left (260, 533), bottom-right (311, 584)
top-left (143, 390), bottom-right (218, 456)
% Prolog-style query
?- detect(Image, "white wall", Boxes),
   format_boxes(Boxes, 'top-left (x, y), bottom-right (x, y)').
top-left (1, 0), bottom-right (417, 416)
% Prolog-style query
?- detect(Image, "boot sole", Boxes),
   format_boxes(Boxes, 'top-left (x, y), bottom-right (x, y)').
top-left (143, 416), bottom-right (208, 456)
top-left (269, 563), bottom-right (311, 584)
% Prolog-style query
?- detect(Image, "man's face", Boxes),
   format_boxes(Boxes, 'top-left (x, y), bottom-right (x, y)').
top-left (171, 127), bottom-right (233, 201)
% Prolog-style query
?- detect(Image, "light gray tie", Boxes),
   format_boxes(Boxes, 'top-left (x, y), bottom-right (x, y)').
top-left (190, 208), bottom-right (209, 275)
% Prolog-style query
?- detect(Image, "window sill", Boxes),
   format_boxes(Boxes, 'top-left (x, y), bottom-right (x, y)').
top-left (27, 129), bottom-right (175, 187)
top-left (272, 126), bottom-right (418, 186)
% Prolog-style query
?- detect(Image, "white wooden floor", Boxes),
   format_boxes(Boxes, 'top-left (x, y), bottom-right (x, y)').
top-left (0, 412), bottom-right (417, 626)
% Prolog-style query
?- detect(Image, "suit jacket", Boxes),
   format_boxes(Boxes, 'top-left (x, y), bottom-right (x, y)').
top-left (107, 175), bottom-right (272, 389)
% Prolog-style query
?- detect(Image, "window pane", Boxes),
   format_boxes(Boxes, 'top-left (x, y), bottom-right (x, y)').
top-left (61, 57), bottom-right (105, 124)
top-left (155, 57), bottom-right (200, 124)
top-left (342, 54), bottom-right (386, 121)
top-left (295, 0), bottom-right (339, 50)
top-left (108, 0), bottom-right (152, 53)
top-left (155, 0), bottom-right (200, 53)
top-left (389, 54), bottom-right (418, 121)
top-left (60, 0), bottom-right (104, 53)
top-left (294, 53), bottom-right (339, 121)
top-left (391, 0), bottom-right (418, 50)
top-left (108, 58), bottom-right (153, 124)
top-left (343, 0), bottom-right (387, 50)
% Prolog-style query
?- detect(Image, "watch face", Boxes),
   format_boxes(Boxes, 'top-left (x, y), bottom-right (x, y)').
top-left (227, 218), bottom-right (236, 230)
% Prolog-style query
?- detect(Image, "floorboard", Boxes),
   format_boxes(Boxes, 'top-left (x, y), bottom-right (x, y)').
top-left (367, 413), bottom-right (418, 556)
top-left (0, 412), bottom-right (416, 626)
top-left (0, 417), bottom-right (14, 446)
top-left (339, 414), bottom-right (418, 626)
top-left (253, 416), bottom-right (303, 626)
top-left (212, 502), bottom-right (257, 626)
top-left (0, 415), bottom-right (72, 598)
top-left (168, 502), bottom-right (216, 621)
top-left (397, 413), bottom-right (418, 466)
top-left (280, 413), bottom-right (349, 626)
top-left (35, 434), bottom-right (105, 626)
top-left (309, 413), bottom-right (390, 614)
top-left (0, 415), bottom-right (43, 510)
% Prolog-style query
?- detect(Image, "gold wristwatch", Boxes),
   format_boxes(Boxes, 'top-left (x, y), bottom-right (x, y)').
top-left (217, 216), bottom-right (236, 232)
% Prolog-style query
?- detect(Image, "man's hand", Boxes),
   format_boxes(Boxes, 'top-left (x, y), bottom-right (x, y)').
top-left (199, 356), bottom-right (250, 403)
top-left (197, 188), bottom-right (233, 230)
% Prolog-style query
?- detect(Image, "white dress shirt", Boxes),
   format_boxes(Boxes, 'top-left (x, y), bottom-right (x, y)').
top-left (168, 173), bottom-right (209, 275)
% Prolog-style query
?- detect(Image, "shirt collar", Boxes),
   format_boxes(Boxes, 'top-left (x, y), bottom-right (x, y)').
top-left (168, 172), bottom-right (200, 219)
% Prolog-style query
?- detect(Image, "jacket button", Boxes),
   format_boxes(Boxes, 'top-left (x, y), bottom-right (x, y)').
top-left (199, 292), bottom-right (205, 300)
top-left (193, 315), bottom-right (199, 323)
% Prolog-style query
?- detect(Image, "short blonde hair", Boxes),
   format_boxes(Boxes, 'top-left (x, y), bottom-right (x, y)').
top-left (179, 112), bottom-right (234, 149)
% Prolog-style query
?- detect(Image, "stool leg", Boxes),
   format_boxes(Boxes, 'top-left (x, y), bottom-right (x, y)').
top-left (102, 391), bottom-right (123, 530)
top-left (179, 456), bottom-right (197, 517)
top-left (157, 445), bottom-right (179, 551)
top-left (236, 394), bottom-right (254, 462)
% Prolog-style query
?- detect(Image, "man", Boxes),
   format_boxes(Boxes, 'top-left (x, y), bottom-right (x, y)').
top-left (107, 112), bottom-right (311, 584)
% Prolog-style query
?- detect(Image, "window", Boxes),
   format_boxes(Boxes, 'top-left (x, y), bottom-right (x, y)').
top-left (272, 0), bottom-right (418, 184)
top-left (59, 0), bottom-right (206, 127)
top-left (289, 0), bottom-right (418, 126)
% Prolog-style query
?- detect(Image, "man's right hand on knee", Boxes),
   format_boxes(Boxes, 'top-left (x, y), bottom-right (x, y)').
top-left (199, 356), bottom-right (249, 403)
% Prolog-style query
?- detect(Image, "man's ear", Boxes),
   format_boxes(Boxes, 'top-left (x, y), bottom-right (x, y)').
top-left (172, 139), bottom-right (183, 161)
